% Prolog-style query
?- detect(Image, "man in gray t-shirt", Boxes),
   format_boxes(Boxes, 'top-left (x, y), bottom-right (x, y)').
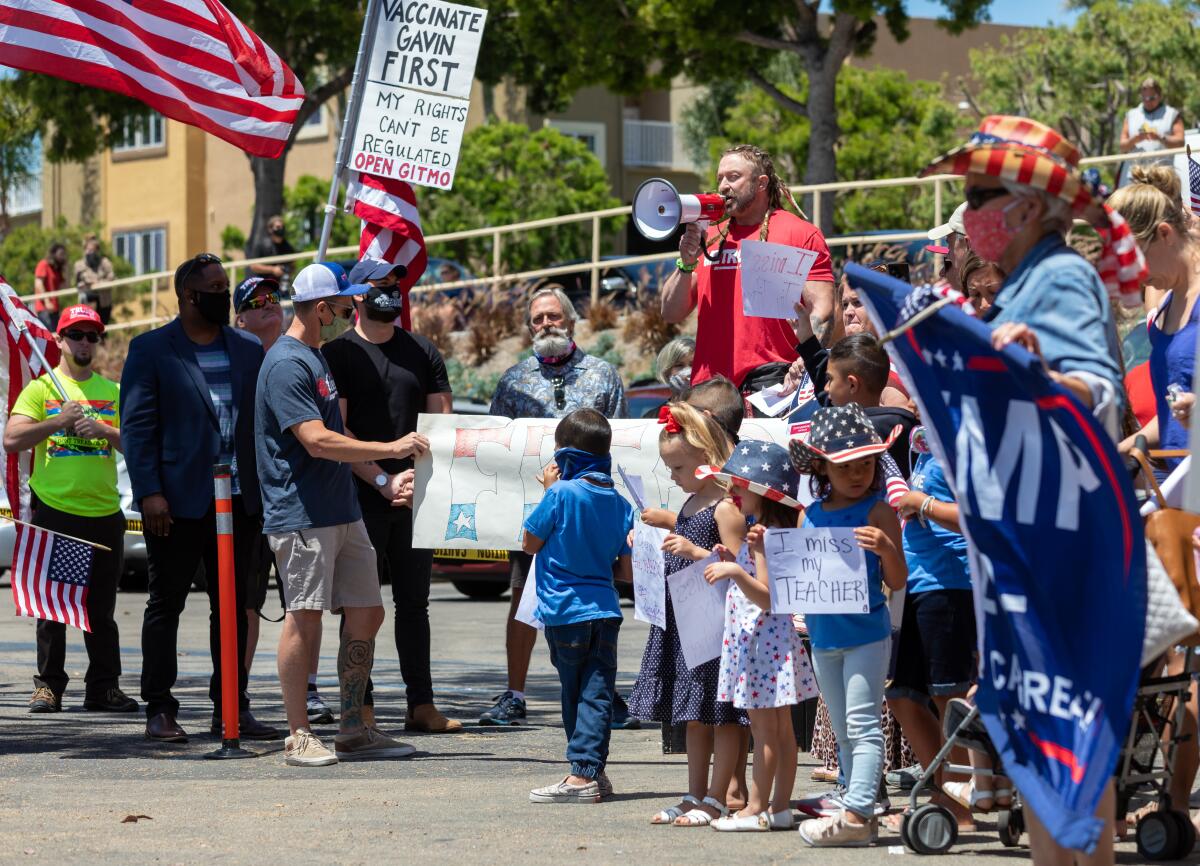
top-left (255, 262), bottom-right (430, 767)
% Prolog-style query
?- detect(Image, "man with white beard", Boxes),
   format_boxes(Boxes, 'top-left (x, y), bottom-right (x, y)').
top-left (480, 287), bottom-right (628, 727)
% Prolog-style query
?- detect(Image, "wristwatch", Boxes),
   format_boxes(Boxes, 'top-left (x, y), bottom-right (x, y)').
top-left (374, 472), bottom-right (389, 488)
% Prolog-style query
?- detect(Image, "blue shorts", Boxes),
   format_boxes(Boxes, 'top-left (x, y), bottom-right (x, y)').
top-left (886, 589), bottom-right (977, 701)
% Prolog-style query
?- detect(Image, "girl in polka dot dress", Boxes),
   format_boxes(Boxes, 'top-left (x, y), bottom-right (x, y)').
top-left (699, 442), bottom-right (819, 832)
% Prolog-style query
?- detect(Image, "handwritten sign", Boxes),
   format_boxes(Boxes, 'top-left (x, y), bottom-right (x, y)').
top-left (667, 555), bottom-right (727, 669)
top-left (632, 523), bottom-right (668, 629)
top-left (740, 239), bottom-right (819, 319)
top-left (617, 465), bottom-right (648, 511)
top-left (747, 383), bottom-right (796, 418)
top-left (351, 0), bottom-right (487, 190)
top-left (765, 526), bottom-right (868, 615)
top-left (515, 556), bottom-right (544, 630)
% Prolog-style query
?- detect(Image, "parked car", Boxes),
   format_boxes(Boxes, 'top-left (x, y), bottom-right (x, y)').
top-left (626, 381), bottom-right (672, 420)
top-left (542, 256), bottom-right (668, 310)
top-left (416, 257), bottom-right (483, 301)
top-left (0, 453), bottom-right (148, 588)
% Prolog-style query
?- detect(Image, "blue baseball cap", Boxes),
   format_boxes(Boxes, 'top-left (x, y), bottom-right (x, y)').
top-left (349, 257), bottom-right (407, 284)
top-left (233, 275), bottom-right (280, 311)
top-left (291, 262), bottom-right (369, 303)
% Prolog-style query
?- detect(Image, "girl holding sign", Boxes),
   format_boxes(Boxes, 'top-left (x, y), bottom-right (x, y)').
top-left (628, 403), bottom-right (751, 827)
top-left (698, 443), bottom-right (818, 832)
top-left (789, 404), bottom-right (907, 847)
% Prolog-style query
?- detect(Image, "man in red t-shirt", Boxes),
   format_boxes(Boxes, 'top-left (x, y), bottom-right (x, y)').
top-left (660, 145), bottom-right (836, 390)
top-left (33, 242), bottom-right (68, 331)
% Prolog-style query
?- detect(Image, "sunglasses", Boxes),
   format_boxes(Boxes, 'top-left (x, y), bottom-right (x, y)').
top-left (326, 301), bottom-right (355, 320)
top-left (175, 252), bottom-right (222, 289)
top-left (61, 329), bottom-right (100, 343)
top-left (239, 291), bottom-right (280, 312)
top-left (552, 376), bottom-right (566, 411)
top-left (964, 187), bottom-right (1010, 211)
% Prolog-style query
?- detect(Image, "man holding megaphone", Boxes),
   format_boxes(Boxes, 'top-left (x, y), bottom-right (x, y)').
top-left (657, 145), bottom-right (836, 395)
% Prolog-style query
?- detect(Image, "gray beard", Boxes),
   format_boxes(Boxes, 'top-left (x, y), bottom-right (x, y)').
top-left (533, 332), bottom-right (572, 358)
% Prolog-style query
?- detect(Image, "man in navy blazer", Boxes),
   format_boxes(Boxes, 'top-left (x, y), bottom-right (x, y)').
top-left (121, 253), bottom-right (279, 743)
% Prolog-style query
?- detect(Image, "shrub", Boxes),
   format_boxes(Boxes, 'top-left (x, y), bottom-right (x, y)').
top-left (584, 296), bottom-right (619, 331)
top-left (622, 290), bottom-right (680, 356)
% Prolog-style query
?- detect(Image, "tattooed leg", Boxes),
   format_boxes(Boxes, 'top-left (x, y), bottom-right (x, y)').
top-left (338, 635), bottom-right (375, 734)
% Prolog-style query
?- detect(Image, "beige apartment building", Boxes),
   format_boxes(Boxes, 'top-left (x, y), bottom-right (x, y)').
top-left (30, 16), bottom-right (1022, 274)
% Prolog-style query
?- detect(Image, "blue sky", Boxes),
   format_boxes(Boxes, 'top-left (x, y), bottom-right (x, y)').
top-left (820, 1), bottom-right (1079, 27)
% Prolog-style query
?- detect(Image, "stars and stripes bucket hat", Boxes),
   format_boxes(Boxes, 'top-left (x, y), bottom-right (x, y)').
top-left (695, 440), bottom-right (803, 510)
top-left (788, 403), bottom-right (902, 476)
top-left (920, 115), bottom-right (1146, 307)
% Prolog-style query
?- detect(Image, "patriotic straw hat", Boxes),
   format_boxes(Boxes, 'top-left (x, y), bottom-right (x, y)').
top-left (920, 115), bottom-right (1146, 306)
top-left (788, 404), bottom-right (901, 476)
top-left (696, 440), bottom-right (803, 510)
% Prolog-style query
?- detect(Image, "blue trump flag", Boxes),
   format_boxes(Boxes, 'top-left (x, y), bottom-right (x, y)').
top-left (848, 264), bottom-right (1145, 852)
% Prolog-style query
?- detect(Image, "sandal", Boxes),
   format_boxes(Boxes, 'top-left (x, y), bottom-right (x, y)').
top-left (675, 796), bottom-right (728, 827)
top-left (712, 810), bottom-right (770, 832)
top-left (652, 794), bottom-right (700, 825)
top-left (993, 787), bottom-right (1014, 809)
top-left (943, 781), bottom-right (995, 813)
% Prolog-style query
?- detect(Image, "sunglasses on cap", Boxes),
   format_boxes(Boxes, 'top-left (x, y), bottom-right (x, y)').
top-left (238, 291), bottom-right (280, 312)
top-left (964, 187), bottom-right (1010, 211)
top-left (61, 329), bottom-right (100, 343)
top-left (175, 252), bottom-right (223, 289)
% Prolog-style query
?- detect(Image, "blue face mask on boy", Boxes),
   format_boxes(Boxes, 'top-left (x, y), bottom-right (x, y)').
top-left (553, 446), bottom-right (612, 481)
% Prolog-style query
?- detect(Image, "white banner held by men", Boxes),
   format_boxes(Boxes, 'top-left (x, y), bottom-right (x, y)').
top-left (350, 0), bottom-right (486, 189)
top-left (764, 526), bottom-right (868, 615)
top-left (740, 239), bottom-right (818, 319)
top-left (667, 556), bottom-right (726, 669)
top-left (412, 415), bottom-right (798, 551)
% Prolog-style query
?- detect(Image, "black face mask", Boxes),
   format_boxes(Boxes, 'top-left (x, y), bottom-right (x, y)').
top-left (192, 290), bottom-right (231, 326)
top-left (85, 252), bottom-right (101, 269)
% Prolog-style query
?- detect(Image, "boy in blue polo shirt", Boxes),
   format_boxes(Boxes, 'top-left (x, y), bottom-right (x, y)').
top-left (522, 407), bottom-right (634, 804)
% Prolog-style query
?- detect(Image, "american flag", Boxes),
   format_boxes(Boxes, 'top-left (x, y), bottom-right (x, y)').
top-left (346, 171), bottom-right (428, 330)
top-left (12, 530), bottom-right (93, 631)
top-left (1188, 152), bottom-right (1200, 217)
top-left (0, 0), bottom-right (304, 159)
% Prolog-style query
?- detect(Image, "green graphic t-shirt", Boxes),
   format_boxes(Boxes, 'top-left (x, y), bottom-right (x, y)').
top-left (11, 372), bottom-right (121, 517)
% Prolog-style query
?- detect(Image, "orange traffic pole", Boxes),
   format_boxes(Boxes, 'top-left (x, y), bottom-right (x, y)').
top-left (206, 464), bottom-right (254, 760)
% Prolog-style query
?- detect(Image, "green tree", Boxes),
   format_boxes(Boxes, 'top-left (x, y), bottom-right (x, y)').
top-left (966, 0), bottom-right (1200, 163)
top-left (13, 0), bottom-right (367, 253)
top-left (421, 122), bottom-right (621, 273)
top-left (0, 217), bottom-right (132, 295)
top-left (0, 80), bottom-right (39, 239)
top-left (482, 0), bottom-right (993, 234)
top-left (685, 61), bottom-right (960, 234)
top-left (221, 173), bottom-right (359, 258)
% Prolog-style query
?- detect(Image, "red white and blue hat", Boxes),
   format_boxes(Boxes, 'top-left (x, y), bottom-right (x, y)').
top-left (695, 440), bottom-right (803, 510)
top-left (788, 403), bottom-right (901, 475)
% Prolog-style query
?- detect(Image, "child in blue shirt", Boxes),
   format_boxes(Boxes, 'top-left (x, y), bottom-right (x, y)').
top-left (522, 408), bottom-right (635, 804)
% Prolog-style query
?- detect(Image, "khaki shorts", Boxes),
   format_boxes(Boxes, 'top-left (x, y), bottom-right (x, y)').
top-left (269, 521), bottom-right (383, 612)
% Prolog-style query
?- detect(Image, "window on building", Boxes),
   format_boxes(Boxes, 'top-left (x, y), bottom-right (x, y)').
top-left (296, 104), bottom-right (329, 141)
top-left (546, 120), bottom-right (606, 166)
top-left (113, 228), bottom-right (167, 275)
top-left (113, 113), bottom-right (165, 152)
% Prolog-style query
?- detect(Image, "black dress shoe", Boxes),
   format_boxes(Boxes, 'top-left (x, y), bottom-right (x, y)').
top-left (84, 687), bottom-right (139, 713)
top-left (146, 713), bottom-right (188, 743)
top-left (211, 710), bottom-right (282, 741)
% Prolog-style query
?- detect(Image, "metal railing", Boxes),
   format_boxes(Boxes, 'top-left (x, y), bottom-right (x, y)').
top-left (18, 144), bottom-right (1186, 335)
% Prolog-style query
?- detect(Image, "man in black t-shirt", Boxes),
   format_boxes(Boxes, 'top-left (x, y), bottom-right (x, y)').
top-left (322, 257), bottom-right (460, 734)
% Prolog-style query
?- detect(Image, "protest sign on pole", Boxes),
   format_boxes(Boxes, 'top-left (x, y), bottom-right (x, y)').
top-left (667, 556), bottom-right (725, 669)
top-left (631, 523), bottom-right (668, 629)
top-left (764, 527), bottom-right (867, 615)
top-left (739, 240), bottom-right (818, 319)
top-left (349, 0), bottom-right (488, 190)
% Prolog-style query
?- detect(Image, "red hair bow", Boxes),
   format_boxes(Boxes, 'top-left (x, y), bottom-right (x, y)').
top-left (658, 404), bottom-right (682, 433)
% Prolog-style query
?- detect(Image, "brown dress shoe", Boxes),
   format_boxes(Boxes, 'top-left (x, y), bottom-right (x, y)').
top-left (145, 713), bottom-right (188, 743)
top-left (404, 703), bottom-right (463, 733)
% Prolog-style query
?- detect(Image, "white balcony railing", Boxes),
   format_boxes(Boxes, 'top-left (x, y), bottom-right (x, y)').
top-left (624, 119), bottom-right (677, 168)
top-left (4, 174), bottom-right (41, 217)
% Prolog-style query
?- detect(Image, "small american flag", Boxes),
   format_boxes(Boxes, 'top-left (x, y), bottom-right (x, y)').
top-left (12, 527), bottom-right (94, 632)
top-left (1187, 151), bottom-right (1200, 217)
top-left (346, 172), bottom-right (428, 330)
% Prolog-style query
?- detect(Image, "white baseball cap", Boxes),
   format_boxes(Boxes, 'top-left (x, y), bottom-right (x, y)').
top-left (290, 262), bottom-right (369, 303)
top-left (927, 201), bottom-right (968, 241)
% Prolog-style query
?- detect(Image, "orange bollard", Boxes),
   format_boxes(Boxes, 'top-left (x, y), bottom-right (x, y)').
top-left (205, 464), bottom-right (254, 760)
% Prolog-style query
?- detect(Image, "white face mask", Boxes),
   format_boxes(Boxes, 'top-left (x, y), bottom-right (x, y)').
top-left (668, 367), bottom-right (693, 393)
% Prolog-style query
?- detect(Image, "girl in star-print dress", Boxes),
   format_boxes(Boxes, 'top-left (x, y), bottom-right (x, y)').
top-left (629, 402), bottom-right (752, 828)
top-left (702, 443), bottom-right (819, 832)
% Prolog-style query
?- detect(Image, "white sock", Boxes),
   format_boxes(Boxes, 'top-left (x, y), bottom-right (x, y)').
top-left (509, 690), bottom-right (525, 701)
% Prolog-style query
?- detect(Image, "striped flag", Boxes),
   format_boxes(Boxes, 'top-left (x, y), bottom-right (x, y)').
top-left (346, 171), bottom-right (428, 330)
top-left (1188, 150), bottom-right (1200, 217)
top-left (12, 529), bottom-right (93, 631)
top-left (0, 0), bottom-right (305, 159)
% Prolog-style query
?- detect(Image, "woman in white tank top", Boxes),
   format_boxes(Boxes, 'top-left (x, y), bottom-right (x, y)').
top-left (1119, 76), bottom-right (1184, 185)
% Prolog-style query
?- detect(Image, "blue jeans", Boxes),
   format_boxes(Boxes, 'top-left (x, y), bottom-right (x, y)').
top-left (811, 637), bottom-right (890, 819)
top-left (544, 618), bottom-right (621, 780)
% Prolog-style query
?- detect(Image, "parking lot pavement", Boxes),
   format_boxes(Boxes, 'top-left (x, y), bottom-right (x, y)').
top-left (0, 581), bottom-right (1129, 864)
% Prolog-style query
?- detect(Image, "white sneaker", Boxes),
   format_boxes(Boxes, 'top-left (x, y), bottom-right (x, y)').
top-left (284, 730), bottom-right (338, 766)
